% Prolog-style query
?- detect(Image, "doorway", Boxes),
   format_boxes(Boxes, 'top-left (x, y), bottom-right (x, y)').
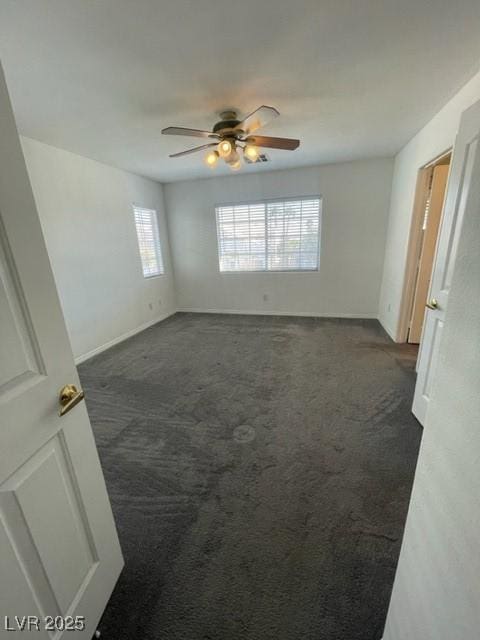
top-left (400, 151), bottom-right (451, 348)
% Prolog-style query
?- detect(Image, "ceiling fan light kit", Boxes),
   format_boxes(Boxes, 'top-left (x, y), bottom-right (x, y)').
top-left (162, 105), bottom-right (300, 172)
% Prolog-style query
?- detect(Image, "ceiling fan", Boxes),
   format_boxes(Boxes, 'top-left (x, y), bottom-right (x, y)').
top-left (161, 105), bottom-right (300, 170)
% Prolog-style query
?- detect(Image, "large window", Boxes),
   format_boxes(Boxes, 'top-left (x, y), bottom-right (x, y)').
top-left (215, 197), bottom-right (321, 272)
top-left (133, 206), bottom-right (164, 277)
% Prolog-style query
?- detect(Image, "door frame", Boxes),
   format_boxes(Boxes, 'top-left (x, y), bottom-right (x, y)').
top-left (397, 148), bottom-right (452, 343)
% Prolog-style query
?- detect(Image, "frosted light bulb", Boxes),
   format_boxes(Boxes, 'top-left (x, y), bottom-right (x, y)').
top-left (217, 139), bottom-right (233, 158)
top-left (204, 150), bottom-right (219, 168)
top-left (244, 144), bottom-right (259, 162)
top-left (225, 149), bottom-right (239, 164)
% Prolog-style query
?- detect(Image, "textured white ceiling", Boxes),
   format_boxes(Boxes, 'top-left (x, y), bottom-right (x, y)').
top-left (0, 0), bottom-right (479, 182)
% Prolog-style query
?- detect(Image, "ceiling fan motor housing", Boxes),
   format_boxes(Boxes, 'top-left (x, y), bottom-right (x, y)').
top-left (213, 111), bottom-right (243, 136)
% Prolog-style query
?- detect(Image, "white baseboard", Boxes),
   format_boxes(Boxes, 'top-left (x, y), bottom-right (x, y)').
top-left (177, 307), bottom-right (378, 319)
top-left (74, 310), bottom-right (176, 365)
top-left (75, 308), bottom-right (379, 365)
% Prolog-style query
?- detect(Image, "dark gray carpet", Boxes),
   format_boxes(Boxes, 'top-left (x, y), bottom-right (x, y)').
top-left (78, 313), bottom-right (422, 640)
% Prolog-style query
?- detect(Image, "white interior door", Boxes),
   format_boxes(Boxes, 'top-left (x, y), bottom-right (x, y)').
top-left (412, 99), bottom-right (480, 424)
top-left (0, 63), bottom-right (123, 637)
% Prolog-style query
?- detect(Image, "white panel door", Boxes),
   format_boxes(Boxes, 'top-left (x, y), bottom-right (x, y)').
top-left (0, 63), bottom-right (123, 637)
top-left (412, 99), bottom-right (480, 424)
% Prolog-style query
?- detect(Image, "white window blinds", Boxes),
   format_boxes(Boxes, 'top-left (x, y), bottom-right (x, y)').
top-left (216, 197), bottom-right (321, 272)
top-left (133, 206), bottom-right (164, 277)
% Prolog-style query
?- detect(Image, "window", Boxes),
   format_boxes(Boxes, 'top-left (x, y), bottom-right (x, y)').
top-left (215, 197), bottom-right (321, 272)
top-left (133, 206), bottom-right (164, 277)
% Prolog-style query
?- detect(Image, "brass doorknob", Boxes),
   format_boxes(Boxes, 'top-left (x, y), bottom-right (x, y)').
top-left (59, 384), bottom-right (85, 416)
top-left (425, 297), bottom-right (439, 310)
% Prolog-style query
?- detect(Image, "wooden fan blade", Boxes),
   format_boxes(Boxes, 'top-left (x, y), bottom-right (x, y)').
top-left (169, 143), bottom-right (217, 158)
top-left (235, 105), bottom-right (280, 135)
top-left (162, 126), bottom-right (219, 139)
top-left (246, 135), bottom-right (300, 150)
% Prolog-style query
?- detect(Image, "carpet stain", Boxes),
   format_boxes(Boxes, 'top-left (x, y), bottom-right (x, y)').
top-left (78, 313), bottom-right (422, 640)
top-left (233, 424), bottom-right (256, 443)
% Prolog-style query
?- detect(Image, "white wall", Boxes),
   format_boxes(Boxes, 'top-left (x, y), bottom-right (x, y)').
top-left (164, 159), bottom-right (393, 317)
top-left (21, 137), bottom-right (176, 362)
top-left (382, 104), bottom-right (480, 640)
top-left (378, 68), bottom-right (480, 340)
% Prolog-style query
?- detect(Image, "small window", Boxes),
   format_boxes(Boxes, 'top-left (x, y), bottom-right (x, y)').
top-left (133, 206), bottom-right (164, 278)
top-left (215, 197), bottom-right (321, 272)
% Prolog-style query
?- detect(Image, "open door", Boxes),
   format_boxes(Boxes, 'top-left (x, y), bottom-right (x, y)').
top-left (412, 98), bottom-right (480, 424)
top-left (408, 163), bottom-right (449, 344)
top-left (0, 62), bottom-right (123, 636)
